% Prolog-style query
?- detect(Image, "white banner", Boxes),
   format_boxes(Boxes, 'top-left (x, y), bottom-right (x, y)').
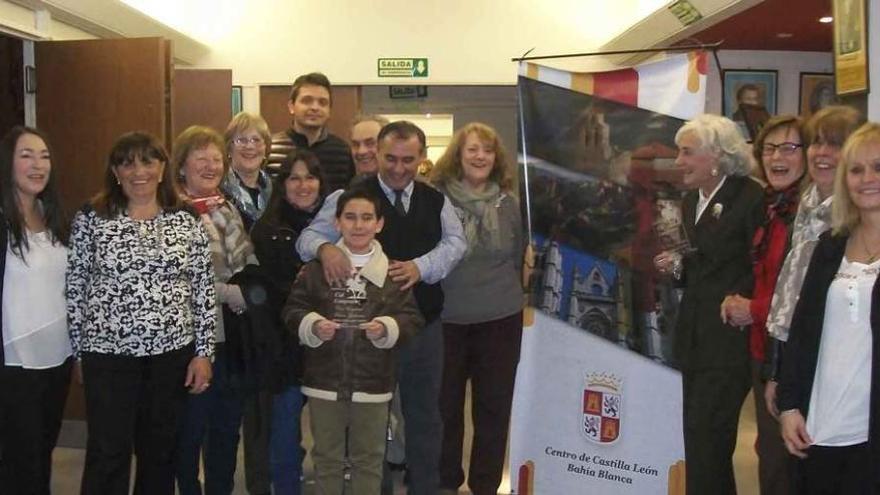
top-left (509, 312), bottom-right (685, 494)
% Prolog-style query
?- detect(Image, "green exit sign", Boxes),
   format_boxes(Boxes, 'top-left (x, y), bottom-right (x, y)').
top-left (668, 0), bottom-right (702, 26)
top-left (378, 58), bottom-right (428, 78)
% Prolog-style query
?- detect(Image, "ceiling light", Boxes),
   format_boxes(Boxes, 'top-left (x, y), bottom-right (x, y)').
top-left (776, 33), bottom-right (793, 38)
top-left (819, 16), bottom-right (833, 23)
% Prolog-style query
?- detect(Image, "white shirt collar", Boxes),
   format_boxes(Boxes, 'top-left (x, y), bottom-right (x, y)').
top-left (696, 176), bottom-right (727, 224)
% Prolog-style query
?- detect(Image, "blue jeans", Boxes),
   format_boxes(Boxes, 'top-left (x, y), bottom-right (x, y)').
top-left (175, 345), bottom-right (245, 495)
top-left (270, 385), bottom-right (304, 495)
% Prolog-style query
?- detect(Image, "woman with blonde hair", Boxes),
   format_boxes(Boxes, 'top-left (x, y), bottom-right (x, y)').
top-left (431, 122), bottom-right (524, 495)
top-left (222, 112), bottom-right (273, 230)
top-left (778, 122), bottom-right (880, 494)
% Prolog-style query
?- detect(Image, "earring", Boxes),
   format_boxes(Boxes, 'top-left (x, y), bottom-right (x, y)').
top-left (710, 168), bottom-right (719, 177)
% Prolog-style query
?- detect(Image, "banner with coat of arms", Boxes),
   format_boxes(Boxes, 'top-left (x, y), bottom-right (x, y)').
top-left (509, 51), bottom-right (700, 494)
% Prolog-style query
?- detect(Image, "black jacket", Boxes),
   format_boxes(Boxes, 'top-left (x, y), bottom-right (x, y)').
top-left (778, 232), bottom-right (880, 489)
top-left (674, 175), bottom-right (765, 371)
top-left (225, 265), bottom-right (300, 393)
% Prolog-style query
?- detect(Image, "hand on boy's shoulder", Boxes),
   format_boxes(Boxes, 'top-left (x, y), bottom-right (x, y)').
top-left (388, 260), bottom-right (421, 291)
top-left (360, 319), bottom-right (388, 341)
top-left (318, 243), bottom-right (352, 285)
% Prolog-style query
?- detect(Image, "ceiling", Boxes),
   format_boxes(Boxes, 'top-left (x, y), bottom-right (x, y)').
top-left (686, 0), bottom-right (832, 51)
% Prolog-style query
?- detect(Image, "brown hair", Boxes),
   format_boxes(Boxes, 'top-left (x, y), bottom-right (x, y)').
top-left (289, 72), bottom-right (332, 104)
top-left (172, 125), bottom-right (227, 184)
top-left (804, 105), bottom-right (863, 147)
top-left (91, 131), bottom-right (181, 218)
top-left (751, 115), bottom-right (808, 189)
top-left (431, 122), bottom-right (514, 191)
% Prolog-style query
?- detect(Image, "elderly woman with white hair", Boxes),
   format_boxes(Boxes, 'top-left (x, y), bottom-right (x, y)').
top-left (654, 114), bottom-right (765, 494)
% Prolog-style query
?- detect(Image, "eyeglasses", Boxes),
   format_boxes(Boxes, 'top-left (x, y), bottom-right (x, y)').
top-left (761, 142), bottom-right (803, 156)
top-left (233, 136), bottom-right (264, 147)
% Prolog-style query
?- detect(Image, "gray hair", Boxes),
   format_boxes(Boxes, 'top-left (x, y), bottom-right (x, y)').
top-left (675, 114), bottom-right (754, 177)
top-left (351, 113), bottom-right (390, 129)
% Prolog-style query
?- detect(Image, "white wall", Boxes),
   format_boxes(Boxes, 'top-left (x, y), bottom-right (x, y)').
top-left (706, 50), bottom-right (833, 116)
top-left (125, 0), bottom-right (664, 86)
top-left (868, 0), bottom-right (880, 120)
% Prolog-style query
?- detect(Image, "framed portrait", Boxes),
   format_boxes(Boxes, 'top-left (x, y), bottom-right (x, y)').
top-left (833, 0), bottom-right (869, 95)
top-left (722, 69), bottom-right (777, 141)
top-left (799, 73), bottom-right (839, 118)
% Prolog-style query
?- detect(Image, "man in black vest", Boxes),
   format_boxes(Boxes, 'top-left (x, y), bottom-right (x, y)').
top-left (297, 121), bottom-right (466, 494)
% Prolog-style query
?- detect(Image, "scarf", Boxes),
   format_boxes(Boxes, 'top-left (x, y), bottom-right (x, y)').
top-left (442, 179), bottom-right (503, 256)
top-left (751, 183), bottom-right (801, 261)
top-left (184, 192), bottom-right (254, 282)
top-left (221, 169), bottom-right (273, 225)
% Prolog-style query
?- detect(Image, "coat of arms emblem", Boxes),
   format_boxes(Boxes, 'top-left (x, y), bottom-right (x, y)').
top-left (582, 372), bottom-right (622, 444)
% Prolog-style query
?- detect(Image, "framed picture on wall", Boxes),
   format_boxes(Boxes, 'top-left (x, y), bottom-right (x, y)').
top-left (833, 0), bottom-right (869, 95)
top-left (231, 86), bottom-right (243, 115)
top-left (799, 73), bottom-right (838, 118)
top-left (722, 69), bottom-right (777, 141)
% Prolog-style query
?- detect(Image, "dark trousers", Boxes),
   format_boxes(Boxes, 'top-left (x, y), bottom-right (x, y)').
top-left (80, 346), bottom-right (192, 495)
top-left (392, 317), bottom-right (444, 495)
top-left (176, 344), bottom-right (245, 495)
top-left (682, 364), bottom-right (751, 495)
top-left (794, 443), bottom-right (876, 495)
top-left (751, 359), bottom-right (791, 495)
top-left (439, 312), bottom-right (522, 495)
top-left (242, 390), bottom-right (272, 495)
top-left (0, 358), bottom-right (72, 495)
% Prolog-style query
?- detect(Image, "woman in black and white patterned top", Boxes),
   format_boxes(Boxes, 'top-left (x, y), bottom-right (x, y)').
top-left (66, 132), bottom-right (216, 495)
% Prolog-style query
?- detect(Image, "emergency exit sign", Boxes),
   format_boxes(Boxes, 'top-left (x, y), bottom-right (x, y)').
top-left (378, 58), bottom-right (429, 78)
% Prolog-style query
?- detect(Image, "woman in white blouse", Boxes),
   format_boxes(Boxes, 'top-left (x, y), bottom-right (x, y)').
top-left (778, 122), bottom-right (880, 494)
top-left (0, 126), bottom-right (71, 494)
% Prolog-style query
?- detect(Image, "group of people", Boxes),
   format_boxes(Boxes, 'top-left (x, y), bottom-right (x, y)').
top-left (0, 71), bottom-right (525, 495)
top-left (656, 106), bottom-right (880, 495)
top-left (3, 64), bottom-right (880, 495)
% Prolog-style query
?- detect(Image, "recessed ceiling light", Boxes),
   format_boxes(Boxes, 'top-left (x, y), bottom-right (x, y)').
top-left (819, 16), bottom-right (833, 23)
top-left (776, 33), bottom-right (793, 38)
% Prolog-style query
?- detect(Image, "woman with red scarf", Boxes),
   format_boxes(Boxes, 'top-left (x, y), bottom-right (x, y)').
top-left (721, 115), bottom-right (808, 495)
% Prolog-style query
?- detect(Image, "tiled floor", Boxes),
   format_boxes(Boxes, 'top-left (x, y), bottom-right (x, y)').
top-left (49, 392), bottom-right (759, 494)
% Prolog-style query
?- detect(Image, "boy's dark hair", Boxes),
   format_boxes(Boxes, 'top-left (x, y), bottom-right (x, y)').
top-left (289, 72), bottom-right (332, 104)
top-left (335, 187), bottom-right (383, 219)
top-left (377, 120), bottom-right (426, 154)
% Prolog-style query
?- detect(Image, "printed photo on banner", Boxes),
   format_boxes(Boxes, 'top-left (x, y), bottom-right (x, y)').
top-left (798, 73), bottom-right (838, 119)
top-left (518, 76), bottom-right (686, 366)
top-left (721, 69), bottom-right (777, 142)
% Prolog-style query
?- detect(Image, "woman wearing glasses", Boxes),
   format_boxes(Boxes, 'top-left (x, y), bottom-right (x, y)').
top-left (720, 115), bottom-right (808, 495)
top-left (222, 112), bottom-right (273, 231)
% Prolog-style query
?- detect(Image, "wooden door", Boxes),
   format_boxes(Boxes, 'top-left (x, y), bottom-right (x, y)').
top-left (35, 37), bottom-right (171, 212)
top-left (35, 37), bottom-right (172, 421)
top-left (173, 68), bottom-right (232, 136)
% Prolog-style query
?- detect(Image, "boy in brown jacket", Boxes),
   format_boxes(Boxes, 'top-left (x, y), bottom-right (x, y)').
top-left (283, 188), bottom-right (423, 494)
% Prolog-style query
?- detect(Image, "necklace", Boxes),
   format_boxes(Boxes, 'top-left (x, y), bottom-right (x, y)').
top-left (859, 228), bottom-right (880, 263)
